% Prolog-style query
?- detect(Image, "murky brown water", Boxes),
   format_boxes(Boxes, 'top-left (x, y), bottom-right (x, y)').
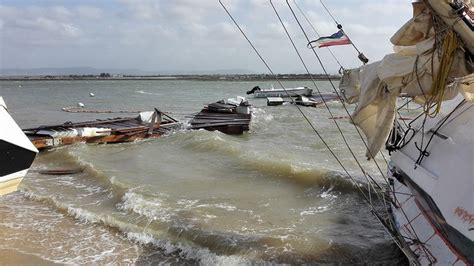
top-left (0, 80), bottom-right (405, 264)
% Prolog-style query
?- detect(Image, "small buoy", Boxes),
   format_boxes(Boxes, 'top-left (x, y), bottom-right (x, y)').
top-left (78, 102), bottom-right (85, 108)
top-left (89, 92), bottom-right (95, 97)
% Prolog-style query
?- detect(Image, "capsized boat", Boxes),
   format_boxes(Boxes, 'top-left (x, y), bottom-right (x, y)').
top-left (295, 93), bottom-right (340, 107)
top-left (246, 85), bottom-right (312, 98)
top-left (24, 109), bottom-right (181, 150)
top-left (0, 97), bottom-right (38, 196)
top-left (294, 95), bottom-right (319, 107)
top-left (189, 96), bottom-right (252, 134)
top-left (339, 0), bottom-right (473, 264)
top-left (265, 92), bottom-right (340, 107)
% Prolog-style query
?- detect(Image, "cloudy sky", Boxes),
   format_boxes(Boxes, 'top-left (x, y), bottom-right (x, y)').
top-left (0, 0), bottom-right (413, 74)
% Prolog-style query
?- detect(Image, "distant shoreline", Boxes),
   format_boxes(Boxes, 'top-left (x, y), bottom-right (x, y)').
top-left (0, 74), bottom-right (340, 82)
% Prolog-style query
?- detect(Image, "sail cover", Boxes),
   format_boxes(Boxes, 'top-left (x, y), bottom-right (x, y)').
top-left (338, 2), bottom-right (471, 159)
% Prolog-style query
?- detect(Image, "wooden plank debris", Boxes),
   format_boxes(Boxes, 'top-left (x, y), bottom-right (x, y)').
top-left (190, 99), bottom-right (252, 135)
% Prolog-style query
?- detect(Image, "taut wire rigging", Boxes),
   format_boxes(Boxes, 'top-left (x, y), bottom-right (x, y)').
top-left (319, 0), bottom-right (369, 64)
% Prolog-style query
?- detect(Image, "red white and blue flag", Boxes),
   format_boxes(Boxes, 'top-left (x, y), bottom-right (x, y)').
top-left (307, 30), bottom-right (351, 48)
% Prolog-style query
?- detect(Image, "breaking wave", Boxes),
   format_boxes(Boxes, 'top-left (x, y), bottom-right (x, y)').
top-left (16, 130), bottom-right (383, 264)
top-left (171, 130), bottom-right (362, 192)
top-left (21, 188), bottom-right (270, 264)
top-left (127, 232), bottom-right (252, 265)
top-left (251, 107), bottom-right (274, 124)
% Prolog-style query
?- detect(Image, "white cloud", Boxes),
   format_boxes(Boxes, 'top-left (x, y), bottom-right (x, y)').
top-left (76, 6), bottom-right (103, 20)
top-left (3, 7), bottom-right (81, 39)
top-left (184, 23), bottom-right (210, 36)
top-left (250, 0), bottom-right (270, 8)
top-left (215, 22), bottom-right (239, 36)
top-left (22, 5), bottom-right (73, 22)
top-left (0, 0), bottom-right (417, 72)
top-left (61, 23), bottom-right (81, 37)
top-left (0, 5), bottom-right (19, 21)
top-left (360, 1), bottom-right (412, 16)
top-left (119, 0), bottom-right (160, 20)
top-left (51, 6), bottom-right (73, 20)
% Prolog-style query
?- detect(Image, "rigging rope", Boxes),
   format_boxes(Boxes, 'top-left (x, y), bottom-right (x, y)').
top-left (292, 0), bottom-right (344, 70)
top-left (218, 0), bottom-right (359, 189)
top-left (415, 100), bottom-right (466, 166)
top-left (319, 0), bottom-right (369, 64)
top-left (428, 29), bottom-right (459, 116)
top-left (283, 1), bottom-right (398, 234)
top-left (269, 1), bottom-right (385, 199)
top-left (62, 107), bottom-right (142, 113)
top-left (285, 0), bottom-right (390, 177)
top-left (275, 3), bottom-right (409, 253)
top-left (218, 1), bottom-right (443, 261)
top-left (282, 2), bottom-right (430, 257)
top-left (62, 106), bottom-right (190, 117)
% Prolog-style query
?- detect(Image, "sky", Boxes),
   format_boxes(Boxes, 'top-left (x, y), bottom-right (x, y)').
top-left (0, 0), bottom-right (413, 74)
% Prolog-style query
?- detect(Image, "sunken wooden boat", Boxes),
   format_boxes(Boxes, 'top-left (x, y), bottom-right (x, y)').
top-left (23, 109), bottom-right (181, 150)
top-left (189, 97), bottom-right (252, 135)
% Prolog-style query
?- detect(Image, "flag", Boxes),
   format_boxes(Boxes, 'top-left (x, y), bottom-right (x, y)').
top-left (307, 30), bottom-right (351, 48)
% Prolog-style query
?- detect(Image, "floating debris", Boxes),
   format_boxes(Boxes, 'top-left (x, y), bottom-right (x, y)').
top-left (294, 95), bottom-right (319, 107)
top-left (190, 97), bottom-right (252, 135)
top-left (38, 169), bottom-right (84, 175)
top-left (266, 97), bottom-right (284, 106)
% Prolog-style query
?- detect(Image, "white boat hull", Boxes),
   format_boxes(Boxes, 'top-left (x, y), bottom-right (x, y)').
top-left (389, 173), bottom-right (471, 265)
top-left (0, 170), bottom-right (27, 196)
top-left (388, 96), bottom-right (474, 265)
top-left (253, 87), bottom-right (312, 98)
top-left (0, 97), bottom-right (38, 196)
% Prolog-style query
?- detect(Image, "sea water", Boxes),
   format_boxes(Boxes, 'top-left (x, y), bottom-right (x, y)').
top-left (0, 80), bottom-right (405, 264)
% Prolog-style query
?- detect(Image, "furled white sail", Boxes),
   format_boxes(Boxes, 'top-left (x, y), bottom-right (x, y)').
top-left (339, 1), bottom-right (471, 159)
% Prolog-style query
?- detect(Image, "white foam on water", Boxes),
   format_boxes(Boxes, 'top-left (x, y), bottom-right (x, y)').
top-left (320, 189), bottom-right (338, 200)
top-left (176, 199), bottom-right (199, 209)
top-left (0, 192), bottom-right (142, 265)
top-left (299, 205), bottom-right (330, 216)
top-left (195, 203), bottom-right (237, 211)
top-left (126, 231), bottom-right (252, 265)
top-left (67, 205), bottom-right (101, 223)
top-left (251, 107), bottom-right (274, 123)
top-left (118, 191), bottom-right (173, 223)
